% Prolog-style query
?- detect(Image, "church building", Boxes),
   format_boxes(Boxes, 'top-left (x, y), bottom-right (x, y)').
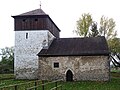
top-left (12, 8), bottom-right (110, 81)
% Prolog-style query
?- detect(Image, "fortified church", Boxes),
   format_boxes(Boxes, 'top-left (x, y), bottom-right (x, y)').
top-left (12, 7), bottom-right (110, 81)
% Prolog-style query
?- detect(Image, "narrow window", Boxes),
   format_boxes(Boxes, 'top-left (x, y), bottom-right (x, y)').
top-left (23, 19), bottom-right (26, 22)
top-left (54, 62), bottom-right (59, 68)
top-left (35, 19), bottom-right (38, 22)
top-left (26, 33), bottom-right (28, 39)
top-left (22, 19), bottom-right (27, 29)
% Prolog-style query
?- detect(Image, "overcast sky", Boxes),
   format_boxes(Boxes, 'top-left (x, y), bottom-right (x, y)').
top-left (0, 0), bottom-right (120, 48)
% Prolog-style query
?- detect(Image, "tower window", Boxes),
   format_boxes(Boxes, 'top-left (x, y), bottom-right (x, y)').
top-left (23, 19), bottom-right (27, 22)
top-left (54, 62), bottom-right (59, 68)
top-left (35, 19), bottom-right (38, 21)
top-left (26, 33), bottom-right (28, 39)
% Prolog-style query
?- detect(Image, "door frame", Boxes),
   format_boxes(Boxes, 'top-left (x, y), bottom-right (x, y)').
top-left (66, 69), bottom-right (73, 81)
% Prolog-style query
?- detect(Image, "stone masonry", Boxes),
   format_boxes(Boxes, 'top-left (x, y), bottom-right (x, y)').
top-left (38, 56), bottom-right (110, 81)
top-left (14, 30), bottom-right (54, 79)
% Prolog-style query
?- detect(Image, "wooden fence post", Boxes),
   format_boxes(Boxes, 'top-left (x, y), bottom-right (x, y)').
top-left (61, 85), bottom-right (62, 90)
top-left (42, 80), bottom-right (44, 90)
top-left (15, 85), bottom-right (17, 90)
top-left (55, 81), bottom-right (57, 90)
top-left (35, 81), bottom-right (37, 90)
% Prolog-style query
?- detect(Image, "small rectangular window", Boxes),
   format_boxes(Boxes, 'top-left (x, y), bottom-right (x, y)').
top-left (35, 19), bottom-right (38, 21)
top-left (54, 62), bottom-right (59, 68)
top-left (23, 19), bottom-right (27, 22)
top-left (26, 33), bottom-right (28, 39)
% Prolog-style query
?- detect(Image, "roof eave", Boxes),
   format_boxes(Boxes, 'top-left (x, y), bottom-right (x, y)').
top-left (11, 15), bottom-right (61, 32)
top-left (38, 53), bottom-right (110, 57)
top-left (12, 14), bottom-right (49, 18)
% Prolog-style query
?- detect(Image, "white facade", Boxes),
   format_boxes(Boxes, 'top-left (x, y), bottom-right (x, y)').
top-left (14, 30), bottom-right (54, 79)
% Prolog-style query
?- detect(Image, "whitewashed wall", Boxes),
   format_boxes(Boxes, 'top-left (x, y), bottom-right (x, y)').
top-left (14, 30), bottom-right (54, 79)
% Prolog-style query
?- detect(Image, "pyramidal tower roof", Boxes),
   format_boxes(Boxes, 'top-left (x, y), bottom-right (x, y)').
top-left (14, 8), bottom-right (47, 16)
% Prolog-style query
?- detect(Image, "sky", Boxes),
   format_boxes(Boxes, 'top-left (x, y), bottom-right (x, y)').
top-left (0, 0), bottom-right (120, 48)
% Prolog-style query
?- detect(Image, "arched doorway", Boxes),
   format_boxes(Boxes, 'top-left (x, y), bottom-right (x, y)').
top-left (66, 70), bottom-right (73, 81)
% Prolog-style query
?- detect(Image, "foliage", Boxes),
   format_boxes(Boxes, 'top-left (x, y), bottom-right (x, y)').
top-left (75, 13), bottom-right (120, 53)
top-left (76, 13), bottom-right (93, 37)
top-left (89, 22), bottom-right (99, 37)
top-left (0, 47), bottom-right (14, 74)
top-left (99, 16), bottom-right (117, 40)
top-left (98, 16), bottom-right (117, 53)
top-left (108, 38), bottom-right (120, 53)
top-left (75, 13), bottom-right (117, 39)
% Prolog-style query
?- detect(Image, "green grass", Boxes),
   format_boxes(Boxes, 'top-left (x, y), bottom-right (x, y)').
top-left (0, 74), bottom-right (14, 80)
top-left (62, 71), bottom-right (120, 90)
top-left (0, 79), bottom-right (32, 87)
top-left (111, 69), bottom-right (120, 73)
top-left (62, 78), bottom-right (120, 90)
top-left (0, 72), bottom-right (120, 90)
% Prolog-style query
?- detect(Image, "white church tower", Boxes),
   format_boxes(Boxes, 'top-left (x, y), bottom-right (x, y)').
top-left (12, 8), bottom-right (60, 79)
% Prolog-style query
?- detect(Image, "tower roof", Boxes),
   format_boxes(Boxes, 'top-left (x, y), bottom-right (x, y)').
top-left (14, 8), bottom-right (47, 16)
top-left (12, 8), bottom-right (61, 35)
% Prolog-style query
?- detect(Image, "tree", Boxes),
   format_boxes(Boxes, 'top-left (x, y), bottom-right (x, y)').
top-left (75, 14), bottom-right (118, 52)
top-left (75, 13), bottom-right (93, 37)
top-left (89, 22), bottom-right (99, 37)
top-left (99, 16), bottom-right (117, 40)
top-left (75, 14), bottom-right (117, 39)
top-left (108, 38), bottom-right (120, 53)
top-left (75, 13), bottom-right (120, 68)
top-left (0, 47), bottom-right (14, 74)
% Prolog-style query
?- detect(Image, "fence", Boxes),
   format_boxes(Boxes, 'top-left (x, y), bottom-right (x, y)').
top-left (0, 79), bottom-right (63, 90)
top-left (0, 80), bottom-right (41, 90)
top-left (0, 74), bottom-right (14, 80)
top-left (26, 79), bottom-right (62, 90)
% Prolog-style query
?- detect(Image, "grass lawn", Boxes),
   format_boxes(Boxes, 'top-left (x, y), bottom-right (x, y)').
top-left (0, 74), bottom-right (14, 80)
top-left (62, 77), bottom-right (120, 90)
top-left (0, 72), bottom-right (120, 90)
top-left (62, 72), bottom-right (120, 90)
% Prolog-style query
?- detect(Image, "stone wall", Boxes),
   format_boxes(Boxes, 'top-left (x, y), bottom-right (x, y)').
top-left (38, 56), bottom-right (110, 81)
top-left (14, 30), bottom-right (54, 79)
